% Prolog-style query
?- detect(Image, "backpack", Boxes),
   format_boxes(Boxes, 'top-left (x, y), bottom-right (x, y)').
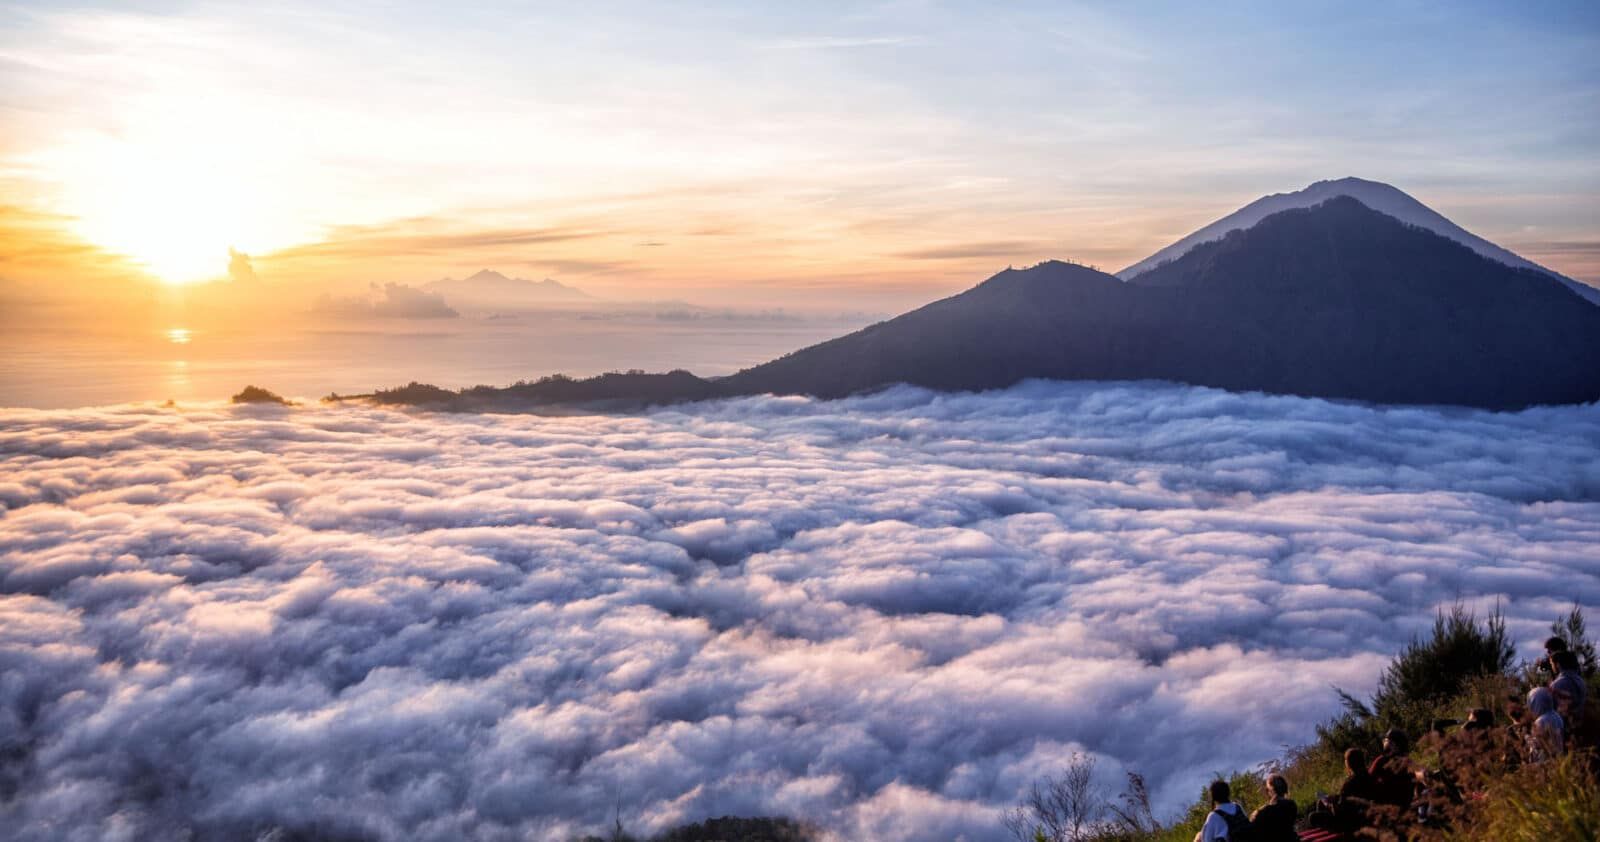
top-left (1214, 804), bottom-right (1253, 841)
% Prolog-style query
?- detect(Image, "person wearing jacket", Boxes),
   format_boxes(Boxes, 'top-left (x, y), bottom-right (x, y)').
top-left (1549, 650), bottom-right (1587, 727)
top-left (1195, 779), bottom-right (1248, 842)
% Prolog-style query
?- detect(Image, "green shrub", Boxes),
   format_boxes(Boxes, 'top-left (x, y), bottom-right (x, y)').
top-left (1320, 603), bottom-right (1513, 749)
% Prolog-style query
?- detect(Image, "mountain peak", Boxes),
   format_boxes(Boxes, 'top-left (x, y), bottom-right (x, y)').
top-left (971, 260), bottom-right (1116, 295)
top-left (424, 269), bottom-right (593, 304)
top-left (1309, 175), bottom-right (1395, 189)
top-left (1117, 178), bottom-right (1599, 306)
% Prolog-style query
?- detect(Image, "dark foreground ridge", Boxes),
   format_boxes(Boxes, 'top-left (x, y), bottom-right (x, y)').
top-left (354, 197), bottom-right (1600, 412)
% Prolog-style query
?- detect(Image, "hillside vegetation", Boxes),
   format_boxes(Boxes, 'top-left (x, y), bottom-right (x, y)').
top-left (1007, 605), bottom-right (1600, 842)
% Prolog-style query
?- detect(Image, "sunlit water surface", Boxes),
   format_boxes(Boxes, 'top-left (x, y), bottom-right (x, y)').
top-left (0, 312), bottom-right (872, 408)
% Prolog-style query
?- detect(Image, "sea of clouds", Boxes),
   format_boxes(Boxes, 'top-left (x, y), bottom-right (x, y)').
top-left (2, 380), bottom-right (1597, 841)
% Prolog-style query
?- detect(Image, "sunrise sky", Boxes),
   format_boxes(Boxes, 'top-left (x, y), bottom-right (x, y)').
top-left (3, 1), bottom-right (1598, 311)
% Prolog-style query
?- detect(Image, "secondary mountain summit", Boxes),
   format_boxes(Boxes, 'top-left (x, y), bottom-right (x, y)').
top-left (374, 180), bottom-right (1600, 411)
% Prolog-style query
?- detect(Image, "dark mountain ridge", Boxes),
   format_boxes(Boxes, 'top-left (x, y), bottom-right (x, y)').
top-left (360, 196), bottom-right (1600, 411)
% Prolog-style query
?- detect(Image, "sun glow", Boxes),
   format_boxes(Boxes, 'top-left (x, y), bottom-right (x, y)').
top-left (53, 143), bottom-right (258, 284)
top-left (36, 121), bottom-right (313, 285)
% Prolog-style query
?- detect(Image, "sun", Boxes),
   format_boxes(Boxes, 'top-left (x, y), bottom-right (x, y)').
top-left (41, 131), bottom-right (299, 285)
top-left (62, 149), bottom-right (253, 284)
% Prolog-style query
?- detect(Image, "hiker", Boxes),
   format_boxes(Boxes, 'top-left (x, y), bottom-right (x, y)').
top-left (1248, 773), bottom-right (1296, 842)
top-left (1194, 779), bottom-right (1249, 842)
top-left (1549, 649), bottom-right (1587, 725)
top-left (1525, 687), bottom-right (1565, 761)
top-left (1367, 729), bottom-right (1414, 808)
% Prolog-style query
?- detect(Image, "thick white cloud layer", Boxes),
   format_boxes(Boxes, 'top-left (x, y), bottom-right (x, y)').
top-left (1, 381), bottom-right (1597, 841)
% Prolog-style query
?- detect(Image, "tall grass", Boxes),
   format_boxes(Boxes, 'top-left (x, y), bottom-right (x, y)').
top-left (1451, 751), bottom-right (1600, 842)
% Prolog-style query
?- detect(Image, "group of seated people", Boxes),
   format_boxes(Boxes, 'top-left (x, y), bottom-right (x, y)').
top-left (1192, 637), bottom-right (1590, 841)
top-left (1194, 776), bottom-right (1299, 842)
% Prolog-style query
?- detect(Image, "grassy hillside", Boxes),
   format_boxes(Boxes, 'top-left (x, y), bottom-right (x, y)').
top-left (1007, 605), bottom-right (1600, 842)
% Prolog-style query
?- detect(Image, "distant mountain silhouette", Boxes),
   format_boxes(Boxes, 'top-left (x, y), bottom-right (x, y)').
top-left (425, 269), bottom-right (591, 307)
top-left (1119, 177), bottom-right (1600, 306)
top-left (363, 194), bottom-right (1600, 411)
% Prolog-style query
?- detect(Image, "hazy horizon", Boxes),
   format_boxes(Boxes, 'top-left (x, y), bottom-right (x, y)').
top-left (0, 304), bottom-right (883, 408)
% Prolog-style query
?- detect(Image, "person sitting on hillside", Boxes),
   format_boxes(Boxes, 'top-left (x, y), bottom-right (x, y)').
top-left (1194, 779), bottom-right (1249, 842)
top-left (1525, 687), bottom-right (1566, 761)
top-left (1248, 773), bottom-right (1297, 841)
top-left (1549, 649), bottom-right (1587, 727)
top-left (1461, 708), bottom-right (1494, 733)
top-left (1311, 747), bottom-right (1380, 832)
top-left (1366, 729), bottom-right (1414, 809)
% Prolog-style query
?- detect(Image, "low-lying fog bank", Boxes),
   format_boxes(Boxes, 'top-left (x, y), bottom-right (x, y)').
top-left (1, 381), bottom-right (1596, 840)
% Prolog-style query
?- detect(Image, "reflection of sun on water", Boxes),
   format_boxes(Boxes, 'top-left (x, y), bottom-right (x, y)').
top-left (164, 329), bottom-right (192, 396)
top-left (166, 359), bottom-right (190, 393)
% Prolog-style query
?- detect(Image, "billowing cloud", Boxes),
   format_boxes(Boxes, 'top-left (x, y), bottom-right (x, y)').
top-left (1, 381), bottom-right (1596, 841)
